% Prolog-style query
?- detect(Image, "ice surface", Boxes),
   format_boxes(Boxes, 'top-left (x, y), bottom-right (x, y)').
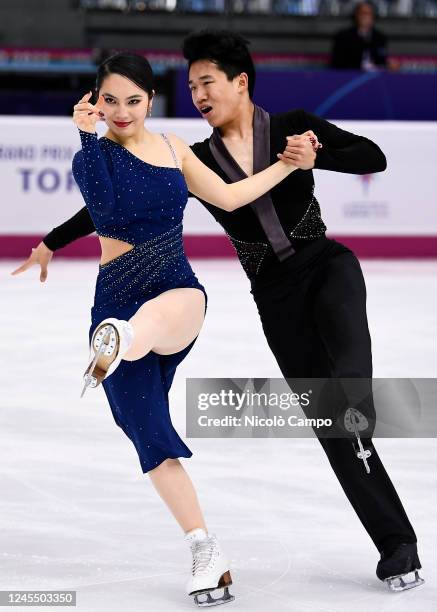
top-left (1, 258), bottom-right (436, 611)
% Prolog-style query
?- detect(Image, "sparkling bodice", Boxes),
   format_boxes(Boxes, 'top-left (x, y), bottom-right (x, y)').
top-left (72, 130), bottom-right (188, 245)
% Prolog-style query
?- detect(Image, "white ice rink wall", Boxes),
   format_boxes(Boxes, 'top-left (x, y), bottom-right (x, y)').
top-left (1, 117), bottom-right (437, 257)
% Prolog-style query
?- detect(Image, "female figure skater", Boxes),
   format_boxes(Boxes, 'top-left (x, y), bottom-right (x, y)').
top-left (16, 52), bottom-right (297, 607)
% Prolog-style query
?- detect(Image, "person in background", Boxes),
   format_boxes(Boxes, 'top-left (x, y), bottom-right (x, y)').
top-left (331, 1), bottom-right (388, 70)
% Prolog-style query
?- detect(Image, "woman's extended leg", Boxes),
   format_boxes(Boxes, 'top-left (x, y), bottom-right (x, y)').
top-left (148, 458), bottom-right (208, 533)
top-left (124, 287), bottom-right (206, 360)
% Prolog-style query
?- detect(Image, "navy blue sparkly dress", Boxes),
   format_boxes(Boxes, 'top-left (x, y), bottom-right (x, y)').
top-left (72, 129), bottom-right (207, 473)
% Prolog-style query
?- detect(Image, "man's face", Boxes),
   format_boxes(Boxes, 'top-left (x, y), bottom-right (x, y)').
top-left (356, 3), bottom-right (374, 29)
top-left (188, 59), bottom-right (246, 128)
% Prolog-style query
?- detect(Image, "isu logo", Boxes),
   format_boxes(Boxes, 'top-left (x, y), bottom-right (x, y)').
top-left (343, 173), bottom-right (388, 218)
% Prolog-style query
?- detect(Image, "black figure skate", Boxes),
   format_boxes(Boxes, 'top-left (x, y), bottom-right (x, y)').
top-left (377, 542), bottom-right (424, 592)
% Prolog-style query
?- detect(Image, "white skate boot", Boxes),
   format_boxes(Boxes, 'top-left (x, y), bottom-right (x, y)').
top-left (185, 528), bottom-right (235, 607)
top-left (81, 317), bottom-right (134, 397)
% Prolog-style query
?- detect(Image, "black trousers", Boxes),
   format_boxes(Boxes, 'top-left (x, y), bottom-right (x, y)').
top-left (251, 237), bottom-right (417, 556)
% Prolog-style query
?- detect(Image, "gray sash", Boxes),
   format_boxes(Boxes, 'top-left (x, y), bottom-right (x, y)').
top-left (209, 104), bottom-right (295, 261)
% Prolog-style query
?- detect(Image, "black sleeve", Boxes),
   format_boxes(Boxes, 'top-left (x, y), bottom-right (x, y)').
top-left (43, 206), bottom-right (95, 251)
top-left (301, 110), bottom-right (387, 174)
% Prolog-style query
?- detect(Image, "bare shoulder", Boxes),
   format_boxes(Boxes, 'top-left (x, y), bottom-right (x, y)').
top-left (165, 132), bottom-right (191, 161)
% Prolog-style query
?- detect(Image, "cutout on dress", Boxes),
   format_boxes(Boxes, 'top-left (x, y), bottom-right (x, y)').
top-left (99, 237), bottom-right (135, 266)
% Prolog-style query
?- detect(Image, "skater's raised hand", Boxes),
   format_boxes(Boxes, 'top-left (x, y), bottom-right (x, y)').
top-left (73, 92), bottom-right (105, 134)
top-left (278, 130), bottom-right (321, 170)
top-left (11, 241), bottom-right (53, 283)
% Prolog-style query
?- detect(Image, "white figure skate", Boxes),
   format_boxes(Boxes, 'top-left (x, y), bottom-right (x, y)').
top-left (81, 317), bottom-right (134, 397)
top-left (185, 528), bottom-right (235, 607)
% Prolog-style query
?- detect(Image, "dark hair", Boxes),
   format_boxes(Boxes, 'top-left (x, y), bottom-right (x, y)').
top-left (352, 1), bottom-right (377, 22)
top-left (182, 30), bottom-right (256, 99)
top-left (95, 52), bottom-right (154, 98)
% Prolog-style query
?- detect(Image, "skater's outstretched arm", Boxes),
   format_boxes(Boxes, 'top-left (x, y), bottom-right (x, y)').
top-left (43, 207), bottom-right (95, 252)
top-left (11, 207), bottom-right (96, 282)
top-left (297, 109), bottom-right (387, 174)
top-left (172, 134), bottom-right (297, 212)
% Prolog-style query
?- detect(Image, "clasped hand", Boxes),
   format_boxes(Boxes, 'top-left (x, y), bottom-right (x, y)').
top-left (278, 130), bottom-right (322, 170)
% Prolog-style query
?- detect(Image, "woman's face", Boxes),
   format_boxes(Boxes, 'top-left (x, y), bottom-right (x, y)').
top-left (98, 73), bottom-right (152, 136)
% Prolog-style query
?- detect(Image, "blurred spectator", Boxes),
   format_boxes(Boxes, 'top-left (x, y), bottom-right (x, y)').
top-left (331, 1), bottom-right (387, 70)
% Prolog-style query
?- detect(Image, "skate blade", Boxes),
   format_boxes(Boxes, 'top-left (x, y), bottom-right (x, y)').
top-left (80, 373), bottom-right (96, 398)
top-left (80, 327), bottom-right (115, 398)
top-left (386, 570), bottom-right (425, 592)
top-left (193, 586), bottom-right (235, 607)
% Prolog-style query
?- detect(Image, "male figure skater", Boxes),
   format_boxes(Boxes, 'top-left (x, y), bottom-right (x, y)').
top-left (14, 30), bottom-right (423, 591)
